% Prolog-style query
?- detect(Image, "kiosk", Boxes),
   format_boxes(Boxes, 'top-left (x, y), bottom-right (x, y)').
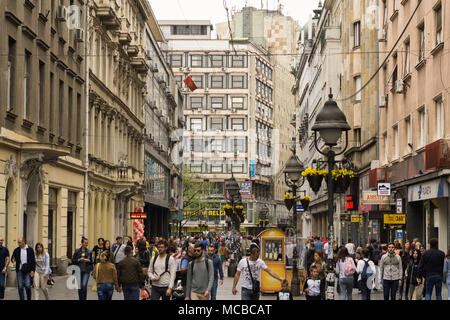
top-left (258, 229), bottom-right (286, 293)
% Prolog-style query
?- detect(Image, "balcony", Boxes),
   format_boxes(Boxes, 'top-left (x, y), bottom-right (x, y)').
top-left (131, 57), bottom-right (149, 75)
top-left (127, 45), bottom-right (139, 57)
top-left (369, 167), bottom-right (387, 188)
top-left (425, 139), bottom-right (450, 170)
top-left (118, 32), bottom-right (132, 45)
top-left (94, 0), bottom-right (121, 30)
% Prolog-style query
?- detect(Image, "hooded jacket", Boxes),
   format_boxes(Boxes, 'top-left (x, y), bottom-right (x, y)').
top-left (380, 252), bottom-right (402, 281)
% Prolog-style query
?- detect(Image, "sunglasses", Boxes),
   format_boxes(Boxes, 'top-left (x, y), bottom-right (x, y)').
top-left (194, 249), bottom-right (202, 252)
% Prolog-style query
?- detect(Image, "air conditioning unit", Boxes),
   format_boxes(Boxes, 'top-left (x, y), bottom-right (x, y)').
top-left (222, 67), bottom-right (228, 72)
top-left (232, 108), bottom-right (236, 113)
top-left (379, 95), bottom-right (387, 107)
top-left (186, 67), bottom-right (191, 71)
top-left (179, 67), bottom-right (184, 71)
top-left (75, 29), bottom-right (84, 42)
top-left (395, 80), bottom-right (404, 93)
top-left (183, 88), bottom-right (190, 92)
top-left (211, 109), bottom-right (216, 113)
top-left (56, 6), bottom-right (68, 21)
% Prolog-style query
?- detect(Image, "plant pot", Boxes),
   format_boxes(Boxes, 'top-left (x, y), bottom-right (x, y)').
top-left (300, 199), bottom-right (310, 211)
top-left (307, 175), bottom-right (324, 193)
top-left (224, 208), bottom-right (233, 216)
top-left (284, 198), bottom-right (296, 211)
top-left (334, 176), bottom-right (351, 193)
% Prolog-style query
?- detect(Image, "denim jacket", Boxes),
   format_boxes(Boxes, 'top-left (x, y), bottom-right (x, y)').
top-left (72, 247), bottom-right (93, 273)
top-left (205, 254), bottom-right (224, 281)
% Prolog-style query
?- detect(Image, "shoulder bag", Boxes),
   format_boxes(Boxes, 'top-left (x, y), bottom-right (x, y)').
top-left (246, 258), bottom-right (260, 295)
top-left (92, 263), bottom-right (99, 292)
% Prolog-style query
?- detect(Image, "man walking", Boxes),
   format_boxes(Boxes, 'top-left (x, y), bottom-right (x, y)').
top-left (232, 243), bottom-right (284, 300)
top-left (11, 237), bottom-right (35, 300)
top-left (111, 236), bottom-right (126, 267)
top-left (314, 236), bottom-right (323, 253)
top-left (0, 236), bottom-right (10, 300)
top-left (417, 238), bottom-right (445, 300)
top-left (117, 246), bottom-right (144, 300)
top-left (206, 244), bottom-right (224, 300)
top-left (185, 243), bottom-right (214, 300)
top-left (345, 239), bottom-right (356, 258)
top-left (379, 242), bottom-right (402, 300)
top-left (148, 240), bottom-right (176, 300)
top-left (179, 244), bottom-right (195, 297)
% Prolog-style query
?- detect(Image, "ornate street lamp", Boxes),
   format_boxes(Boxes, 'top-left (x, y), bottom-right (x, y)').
top-left (283, 152), bottom-right (305, 296)
top-left (311, 90), bottom-right (350, 299)
top-left (258, 205), bottom-right (270, 232)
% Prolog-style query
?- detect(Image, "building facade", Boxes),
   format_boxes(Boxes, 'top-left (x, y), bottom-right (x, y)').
top-left (377, 0), bottom-right (449, 250)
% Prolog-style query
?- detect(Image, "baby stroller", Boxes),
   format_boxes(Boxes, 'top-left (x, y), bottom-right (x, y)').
top-left (171, 280), bottom-right (184, 301)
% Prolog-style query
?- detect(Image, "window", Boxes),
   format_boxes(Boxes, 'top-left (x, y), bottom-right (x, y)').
top-left (354, 128), bottom-right (361, 147)
top-left (231, 75), bottom-right (245, 88)
top-left (24, 50), bottom-right (31, 119)
top-left (175, 75), bottom-right (183, 87)
top-left (231, 161), bottom-right (245, 173)
top-left (191, 55), bottom-right (203, 67)
top-left (231, 55), bottom-right (245, 67)
top-left (383, 133), bottom-right (388, 164)
top-left (355, 76), bottom-right (362, 101)
top-left (231, 97), bottom-right (245, 109)
top-left (406, 117), bottom-right (412, 153)
top-left (171, 55), bottom-right (182, 67)
top-left (50, 72), bottom-right (54, 131)
top-left (211, 139), bottom-right (223, 152)
top-left (211, 118), bottom-right (223, 131)
top-left (7, 37), bottom-right (16, 112)
top-left (190, 162), bottom-right (202, 173)
top-left (190, 96), bottom-right (203, 109)
top-left (419, 108), bottom-right (425, 147)
top-left (232, 139), bottom-right (246, 152)
top-left (190, 118), bottom-right (202, 131)
top-left (77, 93), bottom-right (81, 144)
top-left (211, 162), bottom-right (223, 173)
top-left (211, 75), bottom-right (224, 88)
top-left (418, 24), bottom-right (425, 61)
top-left (435, 4), bottom-right (442, 45)
top-left (191, 139), bottom-right (203, 152)
top-left (383, 1), bottom-right (388, 28)
top-left (211, 97), bottom-right (224, 109)
top-left (353, 21), bottom-right (361, 48)
top-left (59, 80), bottom-right (64, 137)
top-left (211, 55), bottom-right (223, 67)
top-left (405, 40), bottom-right (410, 74)
top-left (436, 99), bottom-right (444, 139)
top-left (171, 25), bottom-right (207, 35)
top-left (191, 75), bottom-right (203, 88)
top-left (68, 87), bottom-right (73, 141)
top-left (38, 61), bottom-right (45, 125)
top-left (393, 125), bottom-right (399, 159)
top-left (231, 118), bottom-right (244, 130)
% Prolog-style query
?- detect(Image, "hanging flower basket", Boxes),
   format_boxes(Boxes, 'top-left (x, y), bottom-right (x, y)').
top-left (334, 176), bottom-right (351, 193)
top-left (283, 193), bottom-right (296, 210)
top-left (307, 175), bottom-right (324, 193)
top-left (300, 196), bottom-right (311, 210)
top-left (223, 205), bottom-right (233, 216)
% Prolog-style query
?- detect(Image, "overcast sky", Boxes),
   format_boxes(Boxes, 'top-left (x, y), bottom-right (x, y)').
top-left (150, 0), bottom-right (319, 27)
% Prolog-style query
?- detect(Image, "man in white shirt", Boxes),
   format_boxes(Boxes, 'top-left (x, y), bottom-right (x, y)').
top-left (148, 240), bottom-right (176, 300)
top-left (232, 243), bottom-right (284, 300)
top-left (345, 239), bottom-right (356, 257)
top-left (112, 236), bottom-right (126, 266)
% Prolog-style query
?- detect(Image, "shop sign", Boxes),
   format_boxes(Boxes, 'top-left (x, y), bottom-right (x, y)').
top-left (383, 214), bottom-right (406, 225)
top-left (378, 183), bottom-right (391, 196)
top-left (362, 191), bottom-right (394, 204)
top-left (408, 178), bottom-right (449, 202)
top-left (396, 199), bottom-right (403, 214)
top-left (130, 208), bottom-right (146, 219)
top-left (351, 215), bottom-right (362, 223)
top-left (296, 204), bottom-right (304, 213)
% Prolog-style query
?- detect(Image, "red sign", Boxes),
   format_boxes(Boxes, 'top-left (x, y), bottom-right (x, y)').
top-left (345, 196), bottom-right (354, 210)
top-left (183, 76), bottom-right (197, 91)
top-left (131, 207), bottom-right (146, 219)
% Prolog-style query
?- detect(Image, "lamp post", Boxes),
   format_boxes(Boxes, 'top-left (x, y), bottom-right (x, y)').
top-left (225, 174), bottom-right (242, 277)
top-left (311, 90), bottom-right (350, 300)
top-left (258, 204), bottom-right (270, 233)
top-left (283, 151), bottom-right (305, 296)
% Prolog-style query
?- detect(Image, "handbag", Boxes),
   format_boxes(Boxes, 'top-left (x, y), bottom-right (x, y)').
top-left (246, 258), bottom-right (260, 295)
top-left (412, 284), bottom-right (423, 300)
top-left (92, 263), bottom-right (99, 292)
top-left (47, 274), bottom-right (55, 286)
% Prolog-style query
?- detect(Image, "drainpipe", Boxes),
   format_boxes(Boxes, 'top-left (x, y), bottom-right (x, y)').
top-left (376, 0), bottom-right (380, 162)
top-left (83, 0), bottom-right (90, 238)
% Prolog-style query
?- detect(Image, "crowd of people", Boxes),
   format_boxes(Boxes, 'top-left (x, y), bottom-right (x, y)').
top-left (0, 233), bottom-right (449, 301)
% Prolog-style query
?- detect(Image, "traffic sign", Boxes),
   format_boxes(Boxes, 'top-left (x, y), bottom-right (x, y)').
top-left (378, 183), bottom-right (391, 196)
top-left (296, 204), bottom-right (304, 212)
top-left (383, 214), bottom-right (406, 224)
top-left (396, 198), bottom-right (402, 213)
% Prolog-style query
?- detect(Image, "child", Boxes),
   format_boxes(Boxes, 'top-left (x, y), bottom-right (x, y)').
top-left (304, 265), bottom-right (323, 300)
top-left (277, 279), bottom-right (293, 300)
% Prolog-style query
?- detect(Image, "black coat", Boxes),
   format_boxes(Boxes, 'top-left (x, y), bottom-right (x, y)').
top-left (12, 246), bottom-right (36, 273)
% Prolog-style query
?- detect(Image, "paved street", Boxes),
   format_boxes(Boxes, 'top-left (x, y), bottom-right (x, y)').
top-left (4, 271), bottom-right (446, 300)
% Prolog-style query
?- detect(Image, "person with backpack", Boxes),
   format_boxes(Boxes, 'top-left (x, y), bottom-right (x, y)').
top-left (148, 239), bottom-right (176, 300)
top-left (179, 244), bottom-right (195, 298)
top-left (356, 248), bottom-right (375, 300)
top-left (335, 247), bottom-right (356, 300)
top-left (380, 242), bottom-right (403, 300)
top-left (185, 242), bottom-right (214, 300)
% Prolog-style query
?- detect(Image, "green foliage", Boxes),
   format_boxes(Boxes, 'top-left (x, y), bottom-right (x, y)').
top-left (182, 165), bottom-right (214, 221)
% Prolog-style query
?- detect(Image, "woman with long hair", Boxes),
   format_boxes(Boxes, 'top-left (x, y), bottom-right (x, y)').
top-left (136, 239), bottom-right (150, 277)
top-left (405, 249), bottom-right (421, 300)
top-left (34, 243), bottom-right (50, 300)
top-left (93, 250), bottom-right (120, 300)
top-left (335, 247), bottom-right (356, 300)
top-left (310, 251), bottom-right (327, 300)
top-left (218, 241), bottom-right (229, 276)
top-left (400, 241), bottom-right (412, 299)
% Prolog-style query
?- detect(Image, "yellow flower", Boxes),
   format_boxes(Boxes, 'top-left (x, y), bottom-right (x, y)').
top-left (301, 196), bottom-right (311, 201)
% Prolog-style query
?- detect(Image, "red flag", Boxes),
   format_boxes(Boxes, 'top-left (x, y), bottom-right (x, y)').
top-left (184, 76), bottom-right (197, 91)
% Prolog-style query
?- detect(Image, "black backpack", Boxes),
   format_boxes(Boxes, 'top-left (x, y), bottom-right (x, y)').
top-left (152, 254), bottom-right (171, 277)
top-left (188, 258), bottom-right (210, 280)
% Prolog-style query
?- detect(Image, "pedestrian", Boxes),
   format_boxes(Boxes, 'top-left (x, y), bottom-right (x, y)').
top-left (33, 243), bottom-right (50, 300)
top-left (206, 244), bottom-right (224, 300)
top-left (185, 242), bottom-right (214, 300)
top-left (218, 241), bottom-right (230, 275)
top-left (93, 250), bottom-right (120, 300)
top-left (399, 241), bottom-right (411, 300)
top-left (335, 247), bottom-right (355, 300)
top-left (148, 240), bottom-right (176, 300)
top-left (241, 235), bottom-right (251, 257)
top-left (147, 239), bottom-right (159, 258)
top-left (232, 243), bottom-right (284, 300)
top-left (356, 248), bottom-right (375, 300)
top-left (379, 242), bottom-right (403, 300)
top-left (179, 244), bottom-right (196, 298)
top-left (443, 248), bottom-right (450, 301)
top-left (71, 237), bottom-right (93, 300)
top-left (91, 237), bottom-right (105, 265)
top-left (0, 236), bottom-right (10, 300)
top-left (200, 237), bottom-right (209, 253)
top-left (405, 249), bottom-right (421, 300)
top-left (304, 265), bottom-right (322, 300)
top-left (104, 240), bottom-right (114, 263)
top-left (304, 241), bottom-right (315, 278)
top-left (136, 239), bottom-right (150, 278)
top-left (277, 279), bottom-right (293, 300)
top-left (117, 246), bottom-right (144, 300)
top-left (11, 237), bottom-right (35, 300)
top-left (111, 236), bottom-right (126, 267)
top-left (345, 238), bottom-right (355, 258)
top-left (323, 237), bottom-right (329, 263)
top-left (314, 236), bottom-right (323, 253)
top-left (310, 251), bottom-right (327, 300)
top-left (417, 238), bottom-right (445, 300)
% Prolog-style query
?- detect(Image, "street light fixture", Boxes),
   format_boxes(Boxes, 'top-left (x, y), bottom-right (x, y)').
top-left (311, 90), bottom-right (350, 300)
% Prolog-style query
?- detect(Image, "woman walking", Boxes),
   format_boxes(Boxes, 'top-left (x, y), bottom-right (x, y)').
top-left (93, 250), bottom-right (120, 300)
top-left (92, 238), bottom-right (105, 265)
top-left (405, 249), bottom-right (421, 300)
top-left (443, 248), bottom-right (450, 300)
top-left (34, 243), bottom-right (51, 300)
top-left (218, 242), bottom-right (229, 276)
top-left (335, 247), bottom-right (356, 300)
top-left (310, 251), bottom-right (327, 300)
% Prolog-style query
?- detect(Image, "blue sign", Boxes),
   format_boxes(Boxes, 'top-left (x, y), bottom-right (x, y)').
top-left (148, 159), bottom-right (152, 177)
top-left (250, 160), bottom-right (255, 178)
top-left (396, 230), bottom-right (403, 240)
top-left (296, 204), bottom-right (304, 212)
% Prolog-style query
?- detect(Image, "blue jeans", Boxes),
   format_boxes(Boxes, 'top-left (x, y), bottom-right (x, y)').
top-left (210, 278), bottom-right (218, 300)
top-left (241, 287), bottom-right (259, 300)
top-left (359, 280), bottom-right (371, 300)
top-left (446, 279), bottom-right (450, 301)
top-left (0, 272), bottom-right (5, 299)
top-left (97, 283), bottom-right (114, 300)
top-left (339, 277), bottom-right (353, 300)
top-left (425, 274), bottom-right (442, 300)
top-left (383, 279), bottom-right (399, 300)
top-left (122, 285), bottom-right (140, 300)
top-left (78, 272), bottom-right (90, 300)
top-left (17, 271), bottom-right (32, 300)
